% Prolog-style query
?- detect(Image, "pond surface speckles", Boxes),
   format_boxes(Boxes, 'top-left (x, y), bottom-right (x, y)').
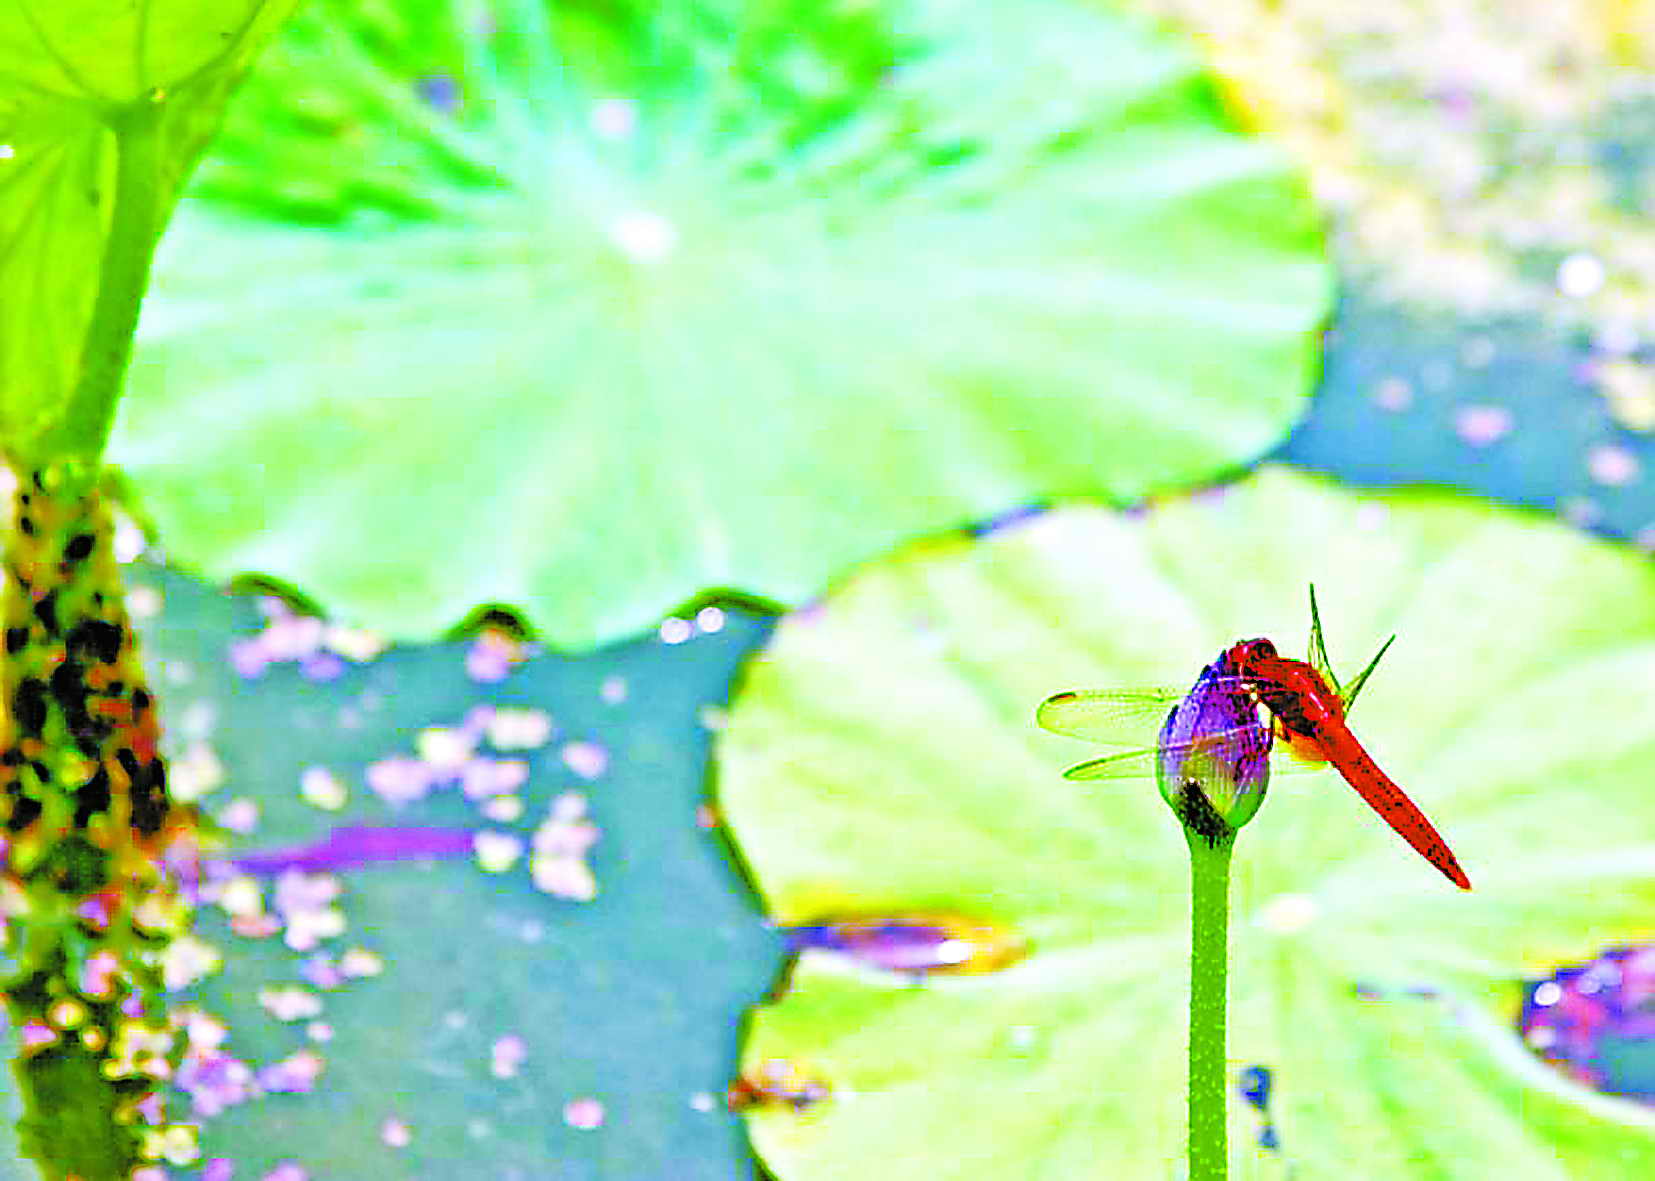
top-left (93, 565), bottom-right (785, 1178)
top-left (562, 1097), bottom-right (607, 1130)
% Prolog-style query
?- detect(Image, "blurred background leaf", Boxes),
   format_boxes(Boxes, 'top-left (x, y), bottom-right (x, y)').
top-left (718, 466), bottom-right (1655, 1180)
top-left (109, 0), bottom-right (1329, 648)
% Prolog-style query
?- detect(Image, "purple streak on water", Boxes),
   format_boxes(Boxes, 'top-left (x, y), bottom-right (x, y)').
top-left (224, 825), bottom-right (476, 877)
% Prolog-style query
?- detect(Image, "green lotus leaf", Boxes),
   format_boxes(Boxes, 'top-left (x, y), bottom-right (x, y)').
top-left (110, 0), bottom-right (1329, 648)
top-left (0, 0), bottom-right (299, 460)
top-left (717, 465), bottom-right (1655, 1179)
top-left (0, 2), bottom-right (293, 104)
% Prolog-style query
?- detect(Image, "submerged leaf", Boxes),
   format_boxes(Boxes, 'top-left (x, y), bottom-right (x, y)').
top-left (111, 0), bottom-right (1328, 646)
top-left (717, 465), bottom-right (1655, 1179)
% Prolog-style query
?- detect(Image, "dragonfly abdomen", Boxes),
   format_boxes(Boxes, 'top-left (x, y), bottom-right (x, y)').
top-left (1315, 723), bottom-right (1471, 891)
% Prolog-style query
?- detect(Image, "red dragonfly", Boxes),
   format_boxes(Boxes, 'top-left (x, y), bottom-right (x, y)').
top-left (1037, 590), bottom-right (1470, 890)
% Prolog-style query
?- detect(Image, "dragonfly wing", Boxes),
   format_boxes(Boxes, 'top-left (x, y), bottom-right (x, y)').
top-left (1063, 745), bottom-right (1163, 780)
top-left (1063, 723), bottom-right (1297, 782)
top-left (1036, 688), bottom-right (1185, 745)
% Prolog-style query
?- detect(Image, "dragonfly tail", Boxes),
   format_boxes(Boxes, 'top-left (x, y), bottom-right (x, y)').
top-left (1321, 726), bottom-right (1471, 890)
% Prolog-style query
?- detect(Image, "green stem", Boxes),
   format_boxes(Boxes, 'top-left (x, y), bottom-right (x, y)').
top-left (45, 99), bottom-right (168, 463)
top-left (1185, 829), bottom-right (1234, 1181)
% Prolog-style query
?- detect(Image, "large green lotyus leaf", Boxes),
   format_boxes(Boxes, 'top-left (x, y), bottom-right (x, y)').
top-left (0, 0), bottom-right (300, 461)
top-left (717, 465), bottom-right (1655, 1180)
top-left (109, 0), bottom-right (1330, 648)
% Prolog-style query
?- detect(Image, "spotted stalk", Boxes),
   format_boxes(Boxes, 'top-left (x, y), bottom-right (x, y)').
top-left (1, 462), bottom-right (199, 1179)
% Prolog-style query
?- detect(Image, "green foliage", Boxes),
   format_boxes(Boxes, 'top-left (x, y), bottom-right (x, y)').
top-left (110, 0), bottom-right (1329, 647)
top-left (0, 0), bottom-right (300, 462)
top-left (717, 466), bottom-right (1655, 1179)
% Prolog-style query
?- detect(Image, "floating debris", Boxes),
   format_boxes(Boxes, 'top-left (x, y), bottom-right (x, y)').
top-left (1520, 943), bottom-right (1655, 1103)
top-left (339, 947), bottom-right (383, 979)
top-left (1597, 359), bottom-right (1655, 432)
top-left (1372, 376), bottom-right (1413, 411)
top-left (784, 913), bottom-right (1027, 976)
top-left (474, 830), bottom-right (524, 874)
top-left (364, 756), bottom-right (436, 807)
top-left (465, 629), bottom-right (531, 683)
top-left (1453, 403), bottom-right (1514, 447)
top-left (480, 794), bottom-right (524, 822)
top-left (563, 1096), bottom-right (607, 1130)
top-left (126, 583), bottom-right (163, 619)
top-left (486, 706), bottom-right (555, 751)
top-left (1587, 443), bottom-right (1642, 486)
top-left (367, 707), bottom-right (557, 814)
top-left (529, 793), bottom-right (601, 901)
top-left (218, 798), bottom-right (260, 834)
top-left (258, 987), bottom-right (324, 1023)
top-left (299, 953), bottom-right (344, 991)
top-left (560, 740), bottom-right (609, 781)
top-left (727, 1059), bottom-right (831, 1113)
top-left (416, 724), bottom-right (478, 772)
top-left (257, 1049), bottom-right (325, 1095)
top-left (229, 598), bottom-right (384, 681)
top-left (491, 1034), bottom-right (528, 1079)
top-left (161, 935), bottom-right (223, 992)
top-left (271, 871), bottom-right (345, 952)
top-left (170, 740), bottom-right (227, 802)
top-left (461, 757), bottom-right (529, 801)
top-left (298, 766), bottom-right (347, 812)
top-left (261, 1161), bottom-right (309, 1181)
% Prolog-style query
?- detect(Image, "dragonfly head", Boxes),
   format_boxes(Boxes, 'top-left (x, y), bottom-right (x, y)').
top-left (1225, 637), bottom-right (1277, 674)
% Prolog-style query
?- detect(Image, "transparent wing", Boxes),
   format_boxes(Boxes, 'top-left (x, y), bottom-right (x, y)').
top-left (1062, 726), bottom-right (1325, 781)
top-left (1061, 744), bottom-right (1164, 780)
top-left (1037, 680), bottom-right (1253, 745)
top-left (1036, 688), bottom-right (1185, 745)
